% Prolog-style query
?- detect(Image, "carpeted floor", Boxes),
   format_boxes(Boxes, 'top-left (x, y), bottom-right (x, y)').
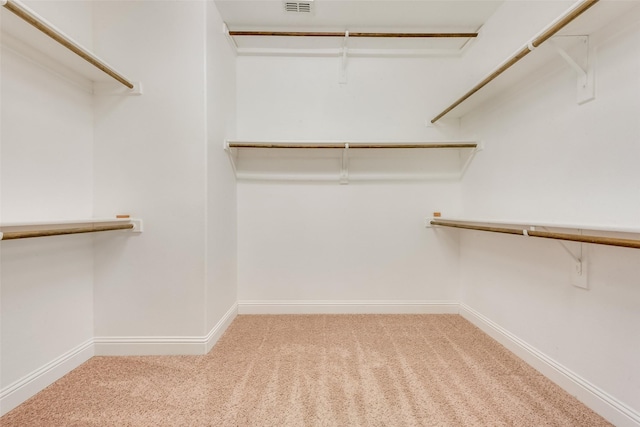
top-left (1, 314), bottom-right (611, 426)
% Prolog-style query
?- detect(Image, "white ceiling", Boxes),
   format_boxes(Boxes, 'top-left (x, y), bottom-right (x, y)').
top-left (215, 0), bottom-right (504, 32)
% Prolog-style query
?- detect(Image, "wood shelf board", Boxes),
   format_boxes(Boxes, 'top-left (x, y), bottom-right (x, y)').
top-left (0, 218), bottom-right (134, 229)
top-left (1, 5), bottom-right (132, 85)
top-left (228, 141), bottom-right (478, 182)
top-left (431, 0), bottom-right (639, 122)
top-left (434, 218), bottom-right (640, 236)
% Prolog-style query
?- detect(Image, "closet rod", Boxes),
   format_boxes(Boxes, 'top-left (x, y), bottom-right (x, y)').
top-left (430, 220), bottom-right (640, 250)
top-left (0, 223), bottom-right (134, 241)
top-left (1, 0), bottom-right (135, 89)
top-left (229, 143), bottom-right (344, 149)
top-left (349, 143), bottom-right (477, 149)
top-left (228, 143), bottom-right (478, 149)
top-left (228, 31), bottom-right (478, 38)
top-left (430, 0), bottom-right (599, 123)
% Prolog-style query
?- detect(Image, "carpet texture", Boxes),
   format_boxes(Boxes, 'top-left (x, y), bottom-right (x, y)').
top-left (1, 314), bottom-right (611, 426)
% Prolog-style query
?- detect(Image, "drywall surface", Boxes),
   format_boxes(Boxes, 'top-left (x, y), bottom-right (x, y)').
top-left (459, 5), bottom-right (640, 422)
top-left (238, 55), bottom-right (466, 142)
top-left (92, 1), bottom-right (208, 338)
top-left (235, 54), bottom-right (466, 307)
top-left (0, 0), bottom-right (94, 410)
top-left (238, 182), bottom-right (461, 305)
top-left (206, 2), bottom-right (238, 333)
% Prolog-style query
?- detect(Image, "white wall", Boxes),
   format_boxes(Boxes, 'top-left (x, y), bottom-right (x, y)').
top-left (92, 0), bottom-right (238, 351)
top-left (0, 0), bottom-right (95, 412)
top-left (238, 56), bottom-right (465, 142)
top-left (206, 2), bottom-right (238, 336)
top-left (458, 3), bottom-right (640, 424)
top-left (2, 0), bottom-right (238, 413)
top-left (236, 55), bottom-right (464, 310)
top-left (238, 182), bottom-right (461, 307)
top-left (92, 1), bottom-right (209, 341)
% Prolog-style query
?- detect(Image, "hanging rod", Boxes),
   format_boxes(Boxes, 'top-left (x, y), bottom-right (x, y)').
top-left (0, 223), bottom-right (134, 241)
top-left (430, 0), bottom-right (599, 123)
top-left (227, 142), bottom-right (478, 149)
top-left (1, 0), bottom-right (135, 89)
top-left (430, 219), bottom-right (640, 250)
top-left (228, 31), bottom-right (478, 38)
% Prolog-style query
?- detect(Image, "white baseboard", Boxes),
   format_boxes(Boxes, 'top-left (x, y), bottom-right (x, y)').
top-left (459, 303), bottom-right (640, 427)
top-left (93, 336), bottom-right (210, 356)
top-left (1, 304), bottom-right (238, 416)
top-left (0, 339), bottom-right (94, 417)
top-left (94, 303), bottom-right (238, 356)
top-left (237, 300), bottom-right (460, 314)
top-left (205, 303), bottom-right (238, 353)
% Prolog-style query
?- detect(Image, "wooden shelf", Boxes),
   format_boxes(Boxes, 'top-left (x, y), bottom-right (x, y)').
top-left (0, 218), bottom-right (144, 240)
top-left (430, 0), bottom-right (639, 122)
top-left (1, 0), bottom-right (139, 92)
top-left (225, 141), bottom-right (480, 183)
top-left (225, 25), bottom-right (479, 57)
top-left (428, 217), bottom-right (640, 236)
top-left (430, 217), bottom-right (640, 288)
top-left (0, 218), bottom-right (136, 228)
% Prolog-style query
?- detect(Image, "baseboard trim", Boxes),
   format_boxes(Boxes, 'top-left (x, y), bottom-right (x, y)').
top-left (1, 304), bottom-right (238, 416)
top-left (459, 303), bottom-right (640, 427)
top-left (205, 303), bottom-right (238, 353)
top-left (237, 300), bottom-right (460, 314)
top-left (0, 339), bottom-right (94, 417)
top-left (94, 303), bottom-right (238, 356)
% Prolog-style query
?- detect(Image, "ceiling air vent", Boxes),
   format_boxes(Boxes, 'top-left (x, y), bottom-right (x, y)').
top-left (284, 1), bottom-right (313, 13)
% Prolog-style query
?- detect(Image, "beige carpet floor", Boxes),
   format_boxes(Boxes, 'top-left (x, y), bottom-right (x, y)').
top-left (1, 314), bottom-right (611, 426)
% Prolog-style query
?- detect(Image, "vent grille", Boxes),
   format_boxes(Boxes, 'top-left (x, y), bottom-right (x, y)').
top-left (284, 1), bottom-right (313, 13)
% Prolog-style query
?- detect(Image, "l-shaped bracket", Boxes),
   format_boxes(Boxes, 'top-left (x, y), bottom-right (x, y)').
top-left (550, 35), bottom-right (595, 105)
top-left (535, 226), bottom-right (588, 289)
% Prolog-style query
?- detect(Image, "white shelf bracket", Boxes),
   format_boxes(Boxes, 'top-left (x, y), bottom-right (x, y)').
top-left (224, 140), bottom-right (239, 178)
top-left (549, 35), bottom-right (594, 105)
top-left (339, 31), bottom-right (349, 84)
top-left (130, 219), bottom-right (144, 233)
top-left (223, 22), bottom-right (238, 54)
top-left (537, 226), bottom-right (588, 289)
top-left (459, 141), bottom-right (483, 179)
top-left (93, 81), bottom-right (143, 96)
top-left (340, 143), bottom-right (349, 184)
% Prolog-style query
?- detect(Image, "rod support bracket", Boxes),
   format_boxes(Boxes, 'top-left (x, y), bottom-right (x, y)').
top-left (539, 226), bottom-right (588, 289)
top-left (571, 244), bottom-right (588, 289)
top-left (339, 31), bottom-right (349, 84)
top-left (93, 81), bottom-right (143, 96)
top-left (223, 22), bottom-right (239, 53)
top-left (550, 35), bottom-right (594, 104)
top-left (130, 219), bottom-right (144, 233)
top-left (340, 143), bottom-right (349, 184)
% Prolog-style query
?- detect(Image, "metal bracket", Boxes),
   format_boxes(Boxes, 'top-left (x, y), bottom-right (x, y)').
top-left (537, 226), bottom-right (588, 289)
top-left (340, 143), bottom-right (349, 184)
top-left (549, 35), bottom-right (594, 105)
top-left (339, 31), bottom-right (349, 84)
